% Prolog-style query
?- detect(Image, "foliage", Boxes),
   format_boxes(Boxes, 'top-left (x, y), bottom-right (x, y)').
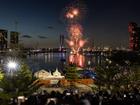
top-left (110, 51), bottom-right (140, 65)
top-left (126, 65), bottom-right (140, 85)
top-left (0, 63), bottom-right (39, 101)
top-left (95, 59), bottom-right (140, 92)
top-left (0, 70), bottom-right (4, 81)
top-left (95, 62), bottom-right (119, 90)
top-left (65, 64), bottom-right (79, 88)
top-left (14, 63), bottom-right (39, 96)
top-left (65, 64), bottom-right (78, 80)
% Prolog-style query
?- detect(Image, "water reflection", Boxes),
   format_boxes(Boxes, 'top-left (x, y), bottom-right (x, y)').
top-left (26, 52), bottom-right (105, 72)
top-left (26, 53), bottom-right (68, 72)
top-left (69, 54), bottom-right (85, 67)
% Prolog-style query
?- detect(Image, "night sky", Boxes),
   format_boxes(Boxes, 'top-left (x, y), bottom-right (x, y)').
top-left (0, 0), bottom-right (140, 48)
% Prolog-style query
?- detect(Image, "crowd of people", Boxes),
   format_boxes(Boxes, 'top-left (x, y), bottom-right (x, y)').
top-left (10, 87), bottom-right (140, 105)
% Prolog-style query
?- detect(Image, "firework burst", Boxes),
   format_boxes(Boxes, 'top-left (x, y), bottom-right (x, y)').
top-left (63, 0), bottom-right (87, 24)
top-left (64, 0), bottom-right (87, 67)
top-left (69, 24), bottom-right (82, 37)
top-left (67, 23), bottom-right (86, 55)
top-left (66, 8), bottom-right (79, 20)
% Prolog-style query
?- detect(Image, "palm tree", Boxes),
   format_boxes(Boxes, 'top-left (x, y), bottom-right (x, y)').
top-left (95, 63), bottom-right (119, 90)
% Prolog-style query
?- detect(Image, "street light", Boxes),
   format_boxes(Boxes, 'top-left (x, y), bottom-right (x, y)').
top-left (7, 61), bottom-right (18, 70)
top-left (6, 60), bottom-right (19, 76)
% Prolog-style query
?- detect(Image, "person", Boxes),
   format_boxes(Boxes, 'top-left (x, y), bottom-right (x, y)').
top-left (80, 96), bottom-right (91, 105)
top-left (47, 100), bottom-right (56, 105)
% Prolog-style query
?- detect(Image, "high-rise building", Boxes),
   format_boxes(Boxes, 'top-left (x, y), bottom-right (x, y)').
top-left (0, 29), bottom-right (8, 50)
top-left (128, 22), bottom-right (140, 51)
top-left (10, 31), bottom-right (19, 45)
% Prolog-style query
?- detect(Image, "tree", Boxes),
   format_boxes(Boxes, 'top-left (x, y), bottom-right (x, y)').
top-left (65, 64), bottom-right (78, 80)
top-left (0, 70), bottom-right (4, 81)
top-left (126, 65), bottom-right (140, 86)
top-left (95, 58), bottom-right (140, 92)
top-left (14, 63), bottom-right (39, 96)
top-left (0, 63), bottom-right (40, 104)
top-left (65, 64), bottom-right (78, 88)
top-left (110, 51), bottom-right (140, 65)
top-left (95, 61), bottom-right (119, 91)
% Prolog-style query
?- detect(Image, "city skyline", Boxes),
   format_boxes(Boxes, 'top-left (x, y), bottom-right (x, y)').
top-left (0, 0), bottom-right (140, 48)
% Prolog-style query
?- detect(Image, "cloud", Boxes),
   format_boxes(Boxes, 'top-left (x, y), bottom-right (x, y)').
top-left (47, 26), bottom-right (54, 29)
top-left (38, 35), bottom-right (47, 39)
top-left (21, 35), bottom-right (32, 38)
